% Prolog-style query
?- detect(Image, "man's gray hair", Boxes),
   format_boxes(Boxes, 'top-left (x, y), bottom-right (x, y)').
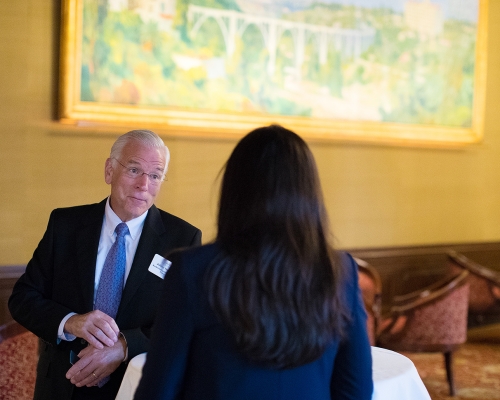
top-left (110, 129), bottom-right (170, 174)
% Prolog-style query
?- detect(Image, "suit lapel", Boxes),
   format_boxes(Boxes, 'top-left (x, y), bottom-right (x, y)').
top-left (118, 205), bottom-right (166, 316)
top-left (75, 200), bottom-right (106, 311)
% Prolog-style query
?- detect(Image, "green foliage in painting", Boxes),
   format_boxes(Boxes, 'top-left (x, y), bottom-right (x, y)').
top-left (80, 0), bottom-right (479, 127)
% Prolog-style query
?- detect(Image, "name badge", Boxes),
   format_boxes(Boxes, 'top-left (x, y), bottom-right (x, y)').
top-left (148, 254), bottom-right (172, 279)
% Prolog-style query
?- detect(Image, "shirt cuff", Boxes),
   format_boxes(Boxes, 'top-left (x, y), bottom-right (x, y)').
top-left (58, 312), bottom-right (77, 341)
top-left (119, 331), bottom-right (128, 362)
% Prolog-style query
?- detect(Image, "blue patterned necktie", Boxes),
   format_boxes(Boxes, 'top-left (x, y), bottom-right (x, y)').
top-left (93, 222), bottom-right (129, 387)
top-left (95, 222), bottom-right (129, 318)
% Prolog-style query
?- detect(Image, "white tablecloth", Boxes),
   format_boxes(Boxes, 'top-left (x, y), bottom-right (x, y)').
top-left (371, 347), bottom-right (431, 400)
top-left (116, 347), bottom-right (431, 400)
top-left (116, 353), bottom-right (146, 400)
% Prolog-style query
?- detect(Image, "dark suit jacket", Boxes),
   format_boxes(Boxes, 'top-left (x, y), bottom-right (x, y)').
top-left (8, 199), bottom-right (201, 400)
top-left (134, 244), bottom-right (373, 400)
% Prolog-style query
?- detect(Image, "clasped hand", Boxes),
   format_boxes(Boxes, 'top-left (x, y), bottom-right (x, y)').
top-left (64, 310), bottom-right (126, 387)
top-left (64, 310), bottom-right (119, 349)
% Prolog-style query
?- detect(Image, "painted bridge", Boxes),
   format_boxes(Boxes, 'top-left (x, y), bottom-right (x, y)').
top-left (187, 4), bottom-right (376, 76)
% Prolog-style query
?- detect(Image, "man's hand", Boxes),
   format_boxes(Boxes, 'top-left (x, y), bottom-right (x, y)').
top-left (65, 336), bottom-right (127, 387)
top-left (64, 310), bottom-right (119, 349)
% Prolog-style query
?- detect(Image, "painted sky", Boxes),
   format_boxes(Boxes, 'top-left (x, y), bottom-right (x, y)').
top-left (321, 0), bottom-right (478, 22)
top-left (258, 0), bottom-right (479, 22)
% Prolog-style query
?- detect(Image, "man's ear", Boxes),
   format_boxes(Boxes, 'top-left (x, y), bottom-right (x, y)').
top-left (104, 158), bottom-right (113, 184)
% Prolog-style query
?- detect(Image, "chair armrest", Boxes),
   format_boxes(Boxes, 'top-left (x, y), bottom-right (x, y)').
top-left (391, 270), bottom-right (469, 313)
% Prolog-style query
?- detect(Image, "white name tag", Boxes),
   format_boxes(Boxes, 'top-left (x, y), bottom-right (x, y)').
top-left (148, 254), bottom-right (172, 279)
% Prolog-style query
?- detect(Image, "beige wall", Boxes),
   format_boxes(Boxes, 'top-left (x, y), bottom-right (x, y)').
top-left (1, 1), bottom-right (499, 265)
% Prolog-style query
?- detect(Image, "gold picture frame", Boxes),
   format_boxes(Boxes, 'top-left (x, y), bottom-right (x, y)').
top-left (59, 0), bottom-right (488, 147)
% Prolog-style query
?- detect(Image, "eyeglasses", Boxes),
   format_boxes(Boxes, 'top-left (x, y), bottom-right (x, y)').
top-left (113, 158), bottom-right (165, 185)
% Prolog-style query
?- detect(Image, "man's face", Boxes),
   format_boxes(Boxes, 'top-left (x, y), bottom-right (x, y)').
top-left (105, 140), bottom-right (166, 222)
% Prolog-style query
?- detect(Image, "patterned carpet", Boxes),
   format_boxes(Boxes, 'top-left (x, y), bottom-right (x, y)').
top-left (0, 331), bottom-right (37, 400)
top-left (402, 342), bottom-right (500, 400)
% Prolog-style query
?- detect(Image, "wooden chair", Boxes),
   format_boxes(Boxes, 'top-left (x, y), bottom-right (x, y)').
top-left (0, 320), bottom-right (39, 400)
top-left (447, 250), bottom-right (500, 328)
top-left (354, 257), bottom-right (382, 346)
top-left (377, 270), bottom-right (469, 396)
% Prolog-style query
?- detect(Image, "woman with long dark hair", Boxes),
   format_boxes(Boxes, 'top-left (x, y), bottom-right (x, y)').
top-left (134, 125), bottom-right (373, 399)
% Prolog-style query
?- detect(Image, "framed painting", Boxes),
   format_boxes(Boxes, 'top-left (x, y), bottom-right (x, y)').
top-left (59, 0), bottom-right (488, 147)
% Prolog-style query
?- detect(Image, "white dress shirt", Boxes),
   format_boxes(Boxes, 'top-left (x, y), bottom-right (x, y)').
top-left (57, 198), bottom-right (148, 341)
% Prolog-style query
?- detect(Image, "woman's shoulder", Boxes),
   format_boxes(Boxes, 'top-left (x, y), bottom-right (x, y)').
top-left (166, 242), bottom-right (221, 276)
top-left (336, 251), bottom-right (361, 300)
top-left (337, 251), bottom-right (358, 278)
top-left (170, 242), bottom-right (220, 261)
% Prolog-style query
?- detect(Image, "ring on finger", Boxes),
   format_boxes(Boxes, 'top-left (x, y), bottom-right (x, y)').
top-left (92, 372), bottom-right (98, 378)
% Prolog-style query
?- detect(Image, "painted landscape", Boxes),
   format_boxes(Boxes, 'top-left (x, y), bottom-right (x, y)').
top-left (80, 0), bottom-right (479, 127)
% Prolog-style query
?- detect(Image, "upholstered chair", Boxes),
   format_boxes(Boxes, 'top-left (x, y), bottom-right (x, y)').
top-left (354, 257), bottom-right (382, 346)
top-left (447, 250), bottom-right (500, 331)
top-left (377, 270), bottom-right (469, 396)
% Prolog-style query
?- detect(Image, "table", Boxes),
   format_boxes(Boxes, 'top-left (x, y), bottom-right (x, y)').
top-left (371, 347), bottom-right (431, 400)
top-left (115, 347), bottom-right (431, 400)
top-left (116, 352), bottom-right (147, 400)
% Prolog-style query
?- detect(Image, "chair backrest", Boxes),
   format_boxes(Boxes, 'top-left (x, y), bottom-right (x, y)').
top-left (354, 257), bottom-right (382, 346)
top-left (0, 320), bottom-right (38, 400)
top-left (448, 250), bottom-right (500, 313)
top-left (378, 270), bottom-right (470, 353)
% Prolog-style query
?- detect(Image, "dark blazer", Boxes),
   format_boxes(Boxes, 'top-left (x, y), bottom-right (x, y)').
top-left (134, 244), bottom-right (373, 400)
top-left (8, 199), bottom-right (201, 400)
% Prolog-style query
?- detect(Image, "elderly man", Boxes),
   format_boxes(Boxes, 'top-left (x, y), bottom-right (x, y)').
top-left (9, 129), bottom-right (202, 400)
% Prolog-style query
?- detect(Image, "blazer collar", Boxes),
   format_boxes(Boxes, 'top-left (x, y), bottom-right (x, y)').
top-left (118, 204), bottom-right (165, 315)
top-left (75, 200), bottom-right (165, 315)
top-left (76, 199), bottom-right (107, 311)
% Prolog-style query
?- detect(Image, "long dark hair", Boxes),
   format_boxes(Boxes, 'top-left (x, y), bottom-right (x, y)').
top-left (206, 125), bottom-right (346, 369)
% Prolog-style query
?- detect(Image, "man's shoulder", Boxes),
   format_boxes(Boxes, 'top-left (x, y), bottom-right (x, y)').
top-left (50, 201), bottom-right (105, 220)
top-left (154, 207), bottom-right (200, 233)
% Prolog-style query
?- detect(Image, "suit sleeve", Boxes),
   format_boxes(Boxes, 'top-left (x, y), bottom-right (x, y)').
top-left (8, 210), bottom-right (75, 344)
top-left (330, 253), bottom-right (373, 400)
top-left (133, 251), bottom-right (194, 400)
